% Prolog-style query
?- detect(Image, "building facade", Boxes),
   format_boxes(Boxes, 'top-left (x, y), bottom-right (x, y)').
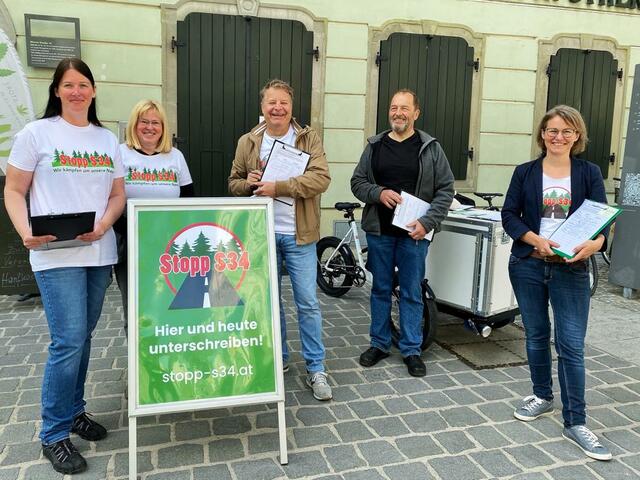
top-left (2, 0), bottom-right (638, 235)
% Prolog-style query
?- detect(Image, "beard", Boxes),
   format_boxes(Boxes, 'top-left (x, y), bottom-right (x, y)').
top-left (389, 116), bottom-right (409, 133)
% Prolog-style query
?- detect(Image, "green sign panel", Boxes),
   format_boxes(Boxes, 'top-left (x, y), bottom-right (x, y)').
top-left (131, 200), bottom-right (280, 412)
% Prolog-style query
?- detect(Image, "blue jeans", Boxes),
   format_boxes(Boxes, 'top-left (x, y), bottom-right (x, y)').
top-left (509, 255), bottom-right (590, 427)
top-left (276, 234), bottom-right (325, 373)
top-left (366, 234), bottom-right (429, 357)
top-left (34, 265), bottom-right (112, 444)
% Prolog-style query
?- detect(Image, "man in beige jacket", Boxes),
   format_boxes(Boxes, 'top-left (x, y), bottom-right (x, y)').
top-left (228, 79), bottom-right (332, 401)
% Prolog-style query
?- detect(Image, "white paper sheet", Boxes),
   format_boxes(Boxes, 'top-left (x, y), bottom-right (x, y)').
top-left (260, 140), bottom-right (310, 206)
top-left (465, 209), bottom-right (503, 222)
top-left (392, 191), bottom-right (434, 241)
top-left (548, 199), bottom-right (621, 258)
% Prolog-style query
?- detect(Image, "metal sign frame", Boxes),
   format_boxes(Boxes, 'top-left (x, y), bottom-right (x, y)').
top-left (127, 197), bottom-right (287, 479)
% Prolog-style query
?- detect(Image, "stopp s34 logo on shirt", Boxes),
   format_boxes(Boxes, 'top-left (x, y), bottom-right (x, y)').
top-left (51, 149), bottom-right (114, 172)
top-left (126, 167), bottom-right (178, 184)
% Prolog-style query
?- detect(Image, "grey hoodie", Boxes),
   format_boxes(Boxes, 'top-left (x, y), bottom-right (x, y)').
top-left (350, 129), bottom-right (455, 235)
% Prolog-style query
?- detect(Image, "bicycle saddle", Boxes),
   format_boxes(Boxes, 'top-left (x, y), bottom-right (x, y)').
top-left (473, 192), bottom-right (503, 202)
top-left (334, 202), bottom-right (361, 211)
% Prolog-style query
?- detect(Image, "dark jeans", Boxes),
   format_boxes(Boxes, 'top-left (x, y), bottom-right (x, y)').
top-left (509, 255), bottom-right (591, 427)
top-left (114, 232), bottom-right (128, 336)
top-left (366, 233), bottom-right (429, 356)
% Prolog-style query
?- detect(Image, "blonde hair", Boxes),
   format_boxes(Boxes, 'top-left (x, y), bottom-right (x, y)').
top-left (125, 99), bottom-right (172, 153)
top-left (260, 79), bottom-right (294, 103)
top-left (536, 104), bottom-right (588, 156)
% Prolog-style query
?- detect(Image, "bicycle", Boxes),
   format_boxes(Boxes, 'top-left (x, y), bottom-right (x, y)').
top-left (316, 202), bottom-right (437, 350)
top-left (472, 192), bottom-right (599, 297)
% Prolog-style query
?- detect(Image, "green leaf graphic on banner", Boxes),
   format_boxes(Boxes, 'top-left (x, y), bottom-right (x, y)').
top-left (0, 43), bottom-right (7, 61)
top-left (0, 68), bottom-right (15, 77)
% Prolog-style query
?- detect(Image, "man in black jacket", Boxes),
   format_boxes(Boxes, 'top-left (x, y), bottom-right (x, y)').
top-left (351, 89), bottom-right (454, 377)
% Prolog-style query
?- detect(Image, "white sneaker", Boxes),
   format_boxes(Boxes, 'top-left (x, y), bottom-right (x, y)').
top-left (306, 372), bottom-right (332, 401)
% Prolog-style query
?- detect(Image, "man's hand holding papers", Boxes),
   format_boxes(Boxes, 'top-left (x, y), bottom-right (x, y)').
top-left (392, 191), bottom-right (434, 241)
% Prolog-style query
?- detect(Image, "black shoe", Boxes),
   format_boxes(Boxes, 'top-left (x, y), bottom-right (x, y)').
top-left (71, 412), bottom-right (107, 441)
top-left (403, 355), bottom-right (426, 377)
top-left (42, 438), bottom-right (87, 475)
top-left (359, 347), bottom-right (390, 367)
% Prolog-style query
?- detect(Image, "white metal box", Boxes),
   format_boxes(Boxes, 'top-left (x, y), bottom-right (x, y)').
top-left (426, 211), bottom-right (518, 319)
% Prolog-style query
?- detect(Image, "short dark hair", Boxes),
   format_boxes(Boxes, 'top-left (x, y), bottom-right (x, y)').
top-left (391, 89), bottom-right (420, 110)
top-left (43, 58), bottom-right (102, 127)
top-left (536, 104), bottom-right (588, 156)
top-left (260, 79), bottom-right (294, 103)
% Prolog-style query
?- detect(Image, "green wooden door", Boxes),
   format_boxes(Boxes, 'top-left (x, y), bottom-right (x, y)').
top-left (176, 13), bottom-right (314, 196)
top-left (377, 33), bottom-right (475, 180)
top-left (546, 48), bottom-right (618, 178)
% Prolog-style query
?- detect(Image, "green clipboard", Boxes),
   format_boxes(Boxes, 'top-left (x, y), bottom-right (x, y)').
top-left (549, 200), bottom-right (622, 259)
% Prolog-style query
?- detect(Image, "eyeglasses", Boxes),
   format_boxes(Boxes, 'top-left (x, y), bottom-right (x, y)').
top-left (543, 128), bottom-right (577, 138)
top-left (139, 119), bottom-right (162, 127)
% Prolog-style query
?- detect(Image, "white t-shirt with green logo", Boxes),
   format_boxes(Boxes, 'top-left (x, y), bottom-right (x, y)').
top-left (8, 116), bottom-right (124, 271)
top-left (119, 145), bottom-right (192, 199)
top-left (539, 174), bottom-right (571, 239)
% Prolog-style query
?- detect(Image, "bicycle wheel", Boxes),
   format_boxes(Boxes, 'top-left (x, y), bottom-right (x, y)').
top-left (589, 254), bottom-right (599, 297)
top-left (390, 278), bottom-right (438, 351)
top-left (603, 222), bottom-right (616, 266)
top-left (316, 236), bottom-right (356, 297)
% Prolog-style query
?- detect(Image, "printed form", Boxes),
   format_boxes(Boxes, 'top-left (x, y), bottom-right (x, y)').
top-left (392, 191), bottom-right (434, 241)
top-left (549, 199), bottom-right (621, 258)
top-left (261, 140), bottom-right (310, 206)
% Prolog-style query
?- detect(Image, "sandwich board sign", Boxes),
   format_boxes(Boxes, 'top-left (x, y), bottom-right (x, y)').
top-left (127, 197), bottom-right (286, 479)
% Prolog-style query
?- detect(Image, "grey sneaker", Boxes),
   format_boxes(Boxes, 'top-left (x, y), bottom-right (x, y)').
top-left (282, 361), bottom-right (289, 373)
top-left (514, 395), bottom-right (554, 421)
top-left (306, 372), bottom-right (332, 401)
top-left (563, 425), bottom-right (612, 461)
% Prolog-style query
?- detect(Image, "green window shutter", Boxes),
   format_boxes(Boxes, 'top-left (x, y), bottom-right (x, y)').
top-left (177, 13), bottom-right (314, 197)
top-left (546, 48), bottom-right (618, 178)
top-left (377, 33), bottom-right (474, 180)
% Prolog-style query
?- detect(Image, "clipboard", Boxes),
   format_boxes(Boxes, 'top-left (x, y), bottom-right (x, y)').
top-left (30, 211), bottom-right (96, 250)
top-left (548, 200), bottom-right (622, 259)
top-left (260, 140), bottom-right (310, 206)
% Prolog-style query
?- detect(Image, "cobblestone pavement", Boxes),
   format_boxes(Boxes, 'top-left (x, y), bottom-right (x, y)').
top-left (1, 265), bottom-right (639, 480)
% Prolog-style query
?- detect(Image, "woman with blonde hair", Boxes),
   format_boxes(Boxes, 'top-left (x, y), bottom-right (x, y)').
top-left (502, 105), bottom-right (611, 460)
top-left (114, 99), bottom-right (193, 333)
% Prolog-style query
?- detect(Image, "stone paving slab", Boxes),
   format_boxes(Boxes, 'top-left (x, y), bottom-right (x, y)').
top-left (0, 265), bottom-right (639, 479)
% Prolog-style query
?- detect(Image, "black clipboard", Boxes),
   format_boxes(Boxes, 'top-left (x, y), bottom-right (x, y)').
top-left (30, 211), bottom-right (96, 250)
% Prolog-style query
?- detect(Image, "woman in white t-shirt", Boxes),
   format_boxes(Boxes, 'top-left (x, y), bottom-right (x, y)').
top-left (113, 99), bottom-right (193, 335)
top-left (4, 58), bottom-right (125, 475)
